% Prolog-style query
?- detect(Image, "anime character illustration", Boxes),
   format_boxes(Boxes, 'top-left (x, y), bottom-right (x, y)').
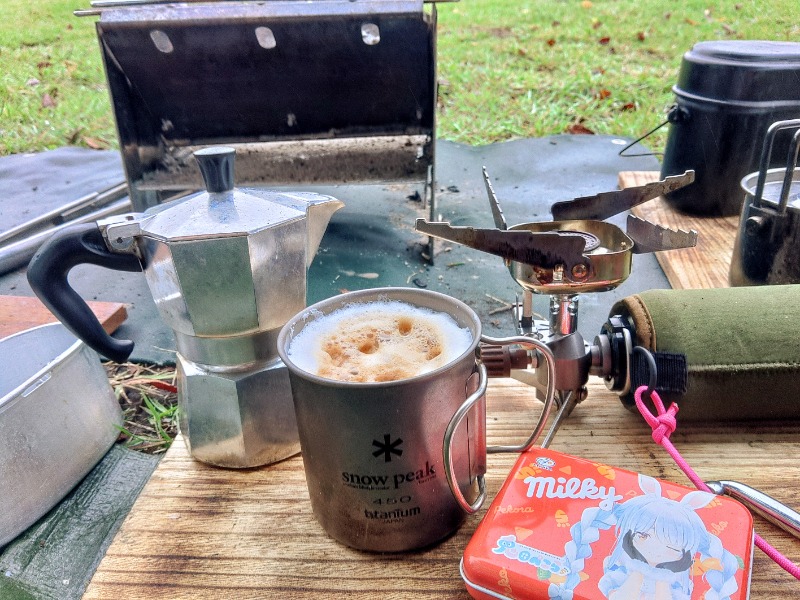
top-left (552, 474), bottom-right (741, 600)
top-left (598, 475), bottom-right (740, 599)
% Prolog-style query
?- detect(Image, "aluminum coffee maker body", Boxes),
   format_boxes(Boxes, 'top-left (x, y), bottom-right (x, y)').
top-left (27, 147), bottom-right (343, 468)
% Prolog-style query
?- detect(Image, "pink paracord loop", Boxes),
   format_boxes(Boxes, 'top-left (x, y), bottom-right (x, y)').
top-left (633, 385), bottom-right (800, 581)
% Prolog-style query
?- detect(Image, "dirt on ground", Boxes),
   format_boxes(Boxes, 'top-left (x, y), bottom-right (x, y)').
top-left (104, 362), bottom-right (179, 454)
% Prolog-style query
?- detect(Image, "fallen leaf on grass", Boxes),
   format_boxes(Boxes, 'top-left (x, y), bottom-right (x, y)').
top-left (596, 89), bottom-right (611, 100)
top-left (637, 31), bottom-right (647, 41)
top-left (83, 136), bottom-right (110, 149)
top-left (546, 38), bottom-right (556, 47)
top-left (598, 36), bottom-right (611, 45)
top-left (620, 102), bottom-right (636, 112)
top-left (41, 92), bottom-right (56, 108)
top-left (567, 122), bottom-right (595, 135)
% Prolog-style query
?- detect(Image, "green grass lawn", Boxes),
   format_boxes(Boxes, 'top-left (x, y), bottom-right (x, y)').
top-left (0, 0), bottom-right (798, 155)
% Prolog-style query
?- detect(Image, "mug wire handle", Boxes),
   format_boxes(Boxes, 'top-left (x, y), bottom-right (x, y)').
top-left (443, 336), bottom-right (557, 514)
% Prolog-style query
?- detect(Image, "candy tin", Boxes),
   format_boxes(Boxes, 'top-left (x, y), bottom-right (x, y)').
top-left (461, 448), bottom-right (753, 599)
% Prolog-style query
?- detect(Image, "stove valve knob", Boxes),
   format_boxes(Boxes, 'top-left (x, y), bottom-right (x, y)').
top-left (478, 344), bottom-right (532, 378)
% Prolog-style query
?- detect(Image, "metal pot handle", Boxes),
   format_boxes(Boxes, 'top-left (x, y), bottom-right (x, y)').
top-left (617, 104), bottom-right (689, 158)
top-left (443, 336), bottom-right (557, 514)
top-left (752, 119), bottom-right (800, 209)
top-left (27, 222), bottom-right (142, 363)
top-left (777, 129), bottom-right (800, 215)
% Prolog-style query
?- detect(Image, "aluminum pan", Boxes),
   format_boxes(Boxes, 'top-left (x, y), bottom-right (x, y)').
top-left (0, 323), bottom-right (122, 546)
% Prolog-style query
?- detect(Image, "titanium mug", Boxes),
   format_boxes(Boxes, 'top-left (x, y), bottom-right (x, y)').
top-left (277, 287), bottom-right (555, 552)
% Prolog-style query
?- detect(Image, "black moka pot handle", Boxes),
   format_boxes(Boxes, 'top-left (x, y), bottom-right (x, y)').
top-left (27, 222), bottom-right (143, 363)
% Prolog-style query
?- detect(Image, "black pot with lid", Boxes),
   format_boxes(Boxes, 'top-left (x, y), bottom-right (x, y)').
top-left (660, 40), bottom-right (800, 217)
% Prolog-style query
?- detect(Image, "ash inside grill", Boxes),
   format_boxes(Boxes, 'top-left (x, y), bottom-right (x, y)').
top-left (84, 0), bottom-right (439, 212)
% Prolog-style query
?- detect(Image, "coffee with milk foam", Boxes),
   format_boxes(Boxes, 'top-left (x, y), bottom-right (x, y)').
top-left (287, 300), bottom-right (473, 382)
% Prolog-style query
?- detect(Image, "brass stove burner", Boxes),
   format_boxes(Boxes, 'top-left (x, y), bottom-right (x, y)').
top-left (416, 167), bottom-right (697, 297)
top-left (414, 168), bottom-right (699, 445)
top-left (567, 230), bottom-right (601, 252)
top-left (505, 220), bottom-right (631, 294)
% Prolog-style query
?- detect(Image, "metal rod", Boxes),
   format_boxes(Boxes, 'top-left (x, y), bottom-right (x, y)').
top-left (87, 0), bottom-right (455, 6)
top-left (550, 294), bottom-right (579, 337)
top-left (706, 480), bottom-right (800, 540)
top-left (517, 289), bottom-right (534, 333)
top-left (540, 390), bottom-right (578, 449)
top-left (0, 182), bottom-right (127, 246)
top-left (0, 198), bottom-right (132, 276)
top-left (522, 289), bottom-right (533, 320)
top-left (79, 0), bottom-right (454, 15)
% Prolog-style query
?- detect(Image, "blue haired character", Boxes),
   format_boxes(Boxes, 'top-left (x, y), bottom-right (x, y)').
top-left (597, 475), bottom-right (740, 600)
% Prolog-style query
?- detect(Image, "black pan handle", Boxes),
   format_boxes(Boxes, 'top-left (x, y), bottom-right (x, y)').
top-left (27, 222), bottom-right (143, 363)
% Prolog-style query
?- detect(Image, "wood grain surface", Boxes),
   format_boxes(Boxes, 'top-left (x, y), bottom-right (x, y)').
top-left (84, 378), bottom-right (800, 599)
top-left (620, 171), bottom-right (740, 290)
top-left (0, 294), bottom-right (127, 339)
top-left (84, 177), bottom-right (798, 599)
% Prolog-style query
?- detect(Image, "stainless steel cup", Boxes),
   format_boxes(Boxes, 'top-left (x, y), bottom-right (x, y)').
top-left (730, 120), bottom-right (800, 286)
top-left (277, 288), bottom-right (555, 552)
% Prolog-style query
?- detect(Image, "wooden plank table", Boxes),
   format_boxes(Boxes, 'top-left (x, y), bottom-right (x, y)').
top-left (620, 171), bottom-right (740, 290)
top-left (0, 295), bottom-right (127, 339)
top-left (85, 176), bottom-right (800, 598)
top-left (84, 379), bottom-right (800, 599)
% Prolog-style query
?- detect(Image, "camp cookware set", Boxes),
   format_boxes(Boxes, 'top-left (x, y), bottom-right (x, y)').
top-left (5, 13), bottom-right (800, 596)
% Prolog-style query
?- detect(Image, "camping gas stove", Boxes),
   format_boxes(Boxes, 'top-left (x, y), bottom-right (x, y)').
top-left (416, 169), bottom-right (697, 442)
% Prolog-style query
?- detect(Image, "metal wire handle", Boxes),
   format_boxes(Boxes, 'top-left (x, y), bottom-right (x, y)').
top-left (443, 335), bottom-right (557, 514)
top-left (752, 119), bottom-right (800, 209)
top-left (617, 105), bottom-right (688, 158)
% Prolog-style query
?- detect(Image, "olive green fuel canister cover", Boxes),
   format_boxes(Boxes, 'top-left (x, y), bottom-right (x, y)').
top-left (613, 285), bottom-right (800, 421)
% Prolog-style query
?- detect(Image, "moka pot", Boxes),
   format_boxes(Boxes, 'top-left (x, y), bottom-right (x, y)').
top-left (27, 147), bottom-right (343, 468)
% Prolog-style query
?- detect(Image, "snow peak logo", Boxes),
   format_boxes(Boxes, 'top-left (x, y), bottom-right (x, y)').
top-left (372, 434), bottom-right (403, 462)
top-left (342, 461), bottom-right (437, 490)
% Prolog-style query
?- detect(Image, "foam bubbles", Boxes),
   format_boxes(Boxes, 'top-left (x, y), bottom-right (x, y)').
top-left (287, 300), bottom-right (473, 382)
